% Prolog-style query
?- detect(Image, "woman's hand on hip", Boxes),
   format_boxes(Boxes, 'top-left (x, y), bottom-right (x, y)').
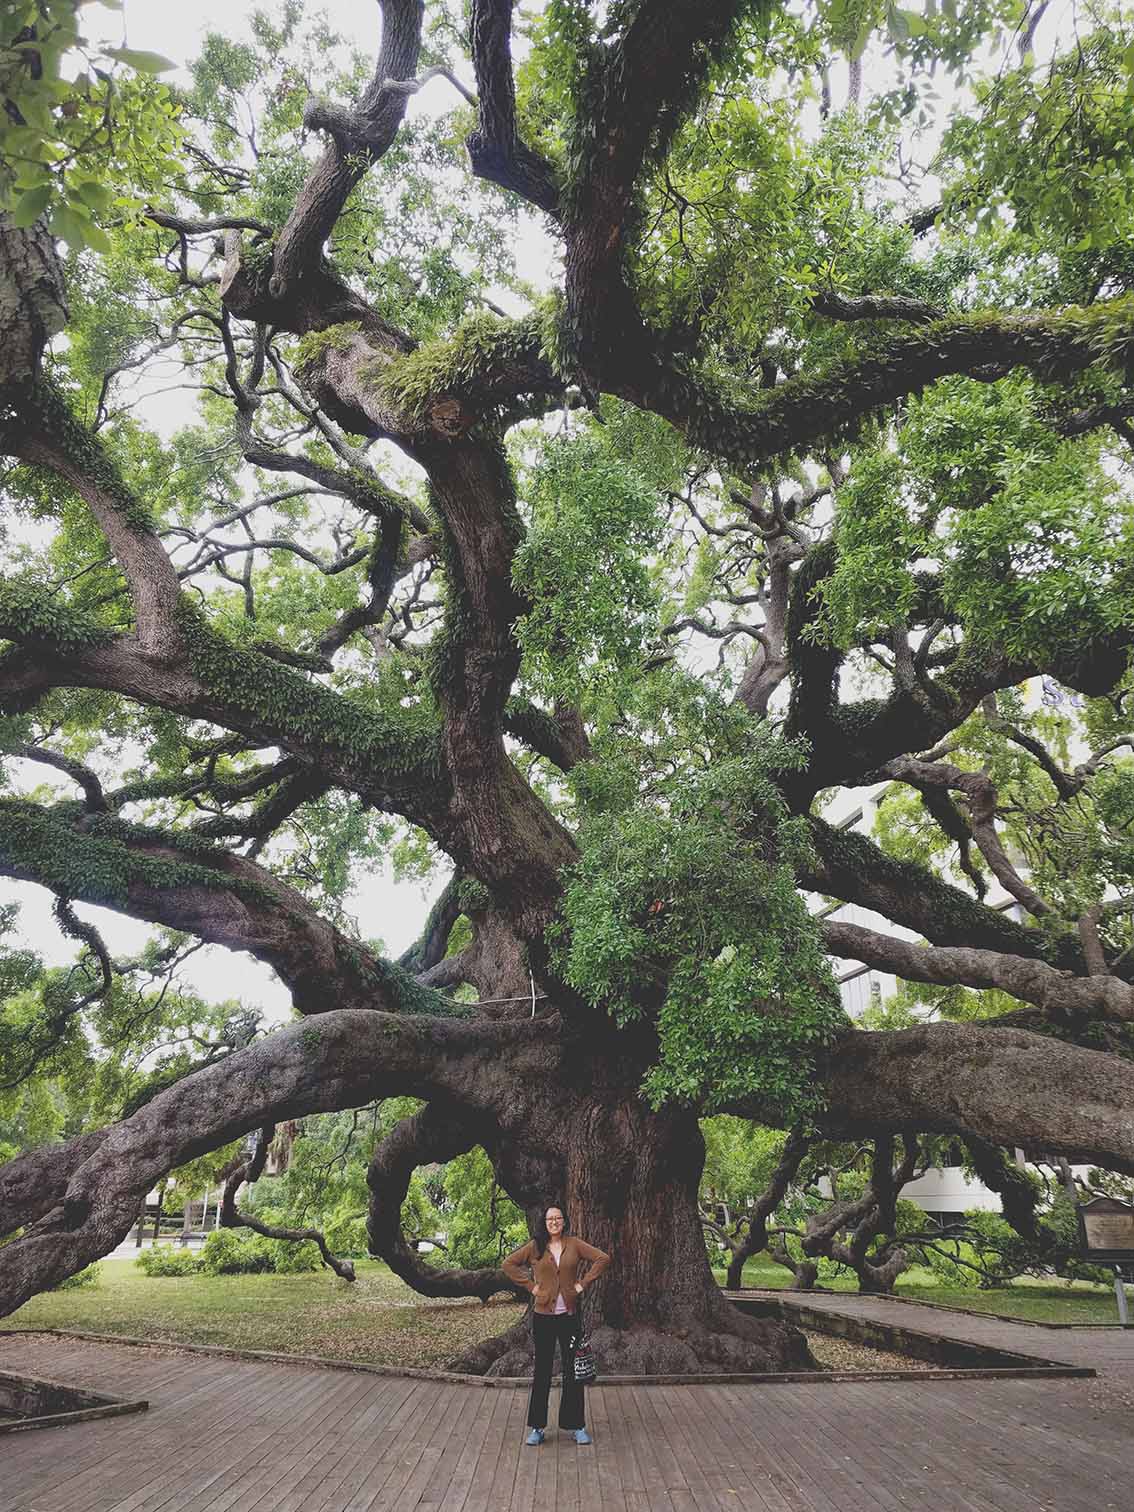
top-left (574, 1282), bottom-right (584, 1294)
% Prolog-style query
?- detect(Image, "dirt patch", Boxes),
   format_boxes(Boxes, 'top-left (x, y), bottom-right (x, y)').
top-left (803, 1331), bottom-right (937, 1373)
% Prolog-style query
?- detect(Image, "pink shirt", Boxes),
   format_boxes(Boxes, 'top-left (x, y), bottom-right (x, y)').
top-left (550, 1243), bottom-right (568, 1313)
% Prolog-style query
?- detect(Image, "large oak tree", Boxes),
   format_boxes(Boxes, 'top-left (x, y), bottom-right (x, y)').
top-left (2, 0), bottom-right (1134, 1372)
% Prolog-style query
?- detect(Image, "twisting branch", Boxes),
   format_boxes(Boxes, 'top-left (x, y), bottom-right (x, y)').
top-left (701, 1129), bottom-right (811, 1289)
top-left (382, 64), bottom-right (477, 109)
top-left (0, 1010), bottom-right (541, 1310)
top-left (822, 918), bottom-right (1134, 1024)
top-left (800, 1135), bottom-right (924, 1293)
top-left (0, 799), bottom-right (467, 1019)
top-left (366, 1098), bottom-right (526, 1300)
top-left (9, 382), bottom-right (186, 664)
top-left (220, 1123), bottom-right (356, 1280)
top-left (8, 743), bottom-right (107, 810)
top-left (867, 753), bottom-right (1052, 918)
top-left (271, 0), bottom-right (425, 299)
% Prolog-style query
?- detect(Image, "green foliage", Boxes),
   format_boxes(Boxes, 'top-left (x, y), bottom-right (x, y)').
top-left (197, 1225), bottom-right (321, 1275)
top-left (819, 371), bottom-right (1134, 664)
top-left (939, 14), bottom-right (1134, 253)
top-left (512, 410), bottom-right (672, 703)
top-left (700, 1118), bottom-right (787, 1209)
top-left (369, 309), bottom-right (546, 420)
top-left (558, 728), bottom-right (847, 1117)
top-left (0, 1), bottom-right (181, 251)
top-left (438, 1147), bottom-right (526, 1270)
top-left (135, 1245), bottom-right (199, 1278)
top-left (50, 1260), bottom-right (100, 1289)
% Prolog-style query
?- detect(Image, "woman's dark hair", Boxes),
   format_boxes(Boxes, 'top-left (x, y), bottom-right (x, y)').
top-left (532, 1202), bottom-right (571, 1259)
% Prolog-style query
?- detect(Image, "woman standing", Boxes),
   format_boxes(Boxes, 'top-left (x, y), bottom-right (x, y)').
top-left (502, 1204), bottom-right (612, 1446)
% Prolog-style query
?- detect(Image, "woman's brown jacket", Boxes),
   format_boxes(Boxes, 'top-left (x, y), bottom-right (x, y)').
top-left (501, 1235), bottom-right (612, 1316)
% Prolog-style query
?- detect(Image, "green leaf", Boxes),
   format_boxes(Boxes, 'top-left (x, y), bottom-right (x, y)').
top-left (11, 183), bottom-right (53, 228)
top-left (73, 179), bottom-right (115, 213)
top-left (78, 217), bottom-right (112, 253)
top-left (105, 47), bottom-right (176, 74)
top-left (50, 202), bottom-right (91, 251)
top-left (887, 4), bottom-right (911, 42)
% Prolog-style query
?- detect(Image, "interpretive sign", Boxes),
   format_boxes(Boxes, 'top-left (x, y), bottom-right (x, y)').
top-left (1077, 1196), bottom-right (1134, 1262)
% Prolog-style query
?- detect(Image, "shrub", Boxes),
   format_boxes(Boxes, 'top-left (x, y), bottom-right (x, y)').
top-left (135, 1246), bottom-right (200, 1278)
top-left (324, 1211), bottom-right (370, 1260)
top-left (198, 1228), bottom-right (275, 1275)
top-left (52, 1262), bottom-right (101, 1289)
top-left (197, 1225), bottom-right (322, 1274)
top-left (269, 1238), bottom-right (322, 1273)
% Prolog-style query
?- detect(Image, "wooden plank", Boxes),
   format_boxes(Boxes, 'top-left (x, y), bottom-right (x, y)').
top-left (587, 1389), bottom-right (628, 1512)
top-left (303, 1377), bottom-right (428, 1512)
top-left (4, 1321), bottom-right (1134, 1512)
top-left (423, 1378), bottom-right (498, 1512)
top-left (455, 1384), bottom-right (517, 1512)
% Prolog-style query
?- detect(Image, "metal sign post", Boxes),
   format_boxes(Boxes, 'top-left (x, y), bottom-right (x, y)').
top-left (1077, 1197), bottom-right (1134, 1325)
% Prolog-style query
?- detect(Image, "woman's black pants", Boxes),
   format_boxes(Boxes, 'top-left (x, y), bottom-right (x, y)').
top-left (527, 1312), bottom-right (585, 1430)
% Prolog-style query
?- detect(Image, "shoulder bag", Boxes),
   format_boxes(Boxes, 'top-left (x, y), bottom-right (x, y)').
top-left (572, 1293), bottom-right (598, 1384)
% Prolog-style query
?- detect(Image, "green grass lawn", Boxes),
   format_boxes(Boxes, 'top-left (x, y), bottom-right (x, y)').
top-left (4, 1254), bottom-right (1122, 1371)
top-left (716, 1258), bottom-right (1122, 1324)
top-left (3, 1257), bottom-right (525, 1369)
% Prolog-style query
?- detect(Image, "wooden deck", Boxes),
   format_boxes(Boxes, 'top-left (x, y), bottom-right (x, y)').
top-left (2, 1299), bottom-right (1131, 1512)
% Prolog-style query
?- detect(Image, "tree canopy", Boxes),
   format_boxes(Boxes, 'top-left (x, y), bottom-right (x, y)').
top-left (2, 0), bottom-right (1134, 1374)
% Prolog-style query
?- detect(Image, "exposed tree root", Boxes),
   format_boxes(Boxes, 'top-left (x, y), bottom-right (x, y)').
top-left (450, 1299), bottom-right (812, 1377)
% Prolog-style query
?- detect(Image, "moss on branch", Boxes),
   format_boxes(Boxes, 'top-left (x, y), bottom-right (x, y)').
top-left (175, 598), bottom-right (441, 788)
top-left (0, 576), bottom-right (116, 651)
top-left (0, 803), bottom-right (258, 907)
top-left (367, 304), bottom-right (563, 422)
top-left (686, 298), bottom-right (1134, 470)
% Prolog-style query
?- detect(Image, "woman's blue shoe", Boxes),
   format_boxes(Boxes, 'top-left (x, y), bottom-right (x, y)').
top-left (574, 1428), bottom-right (592, 1445)
top-left (526, 1428), bottom-right (545, 1446)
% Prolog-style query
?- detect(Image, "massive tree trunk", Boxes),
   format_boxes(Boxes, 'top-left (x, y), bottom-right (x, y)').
top-left (451, 1080), bottom-right (811, 1375)
top-left (550, 1098), bottom-right (811, 1374)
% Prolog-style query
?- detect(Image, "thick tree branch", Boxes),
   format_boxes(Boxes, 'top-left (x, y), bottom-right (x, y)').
top-left (0, 605), bottom-right (446, 828)
top-left (0, 1010), bottom-right (548, 1308)
top-left (867, 753), bottom-right (1052, 918)
top-left (0, 799), bottom-right (462, 1019)
top-left (8, 382), bottom-right (185, 664)
top-left (269, 0), bottom-right (425, 301)
top-left (804, 818), bottom-right (1096, 975)
top-left (812, 291), bottom-right (943, 323)
top-left (466, 0), bottom-right (560, 215)
top-left (816, 1022), bottom-right (1134, 1172)
top-left (822, 918), bottom-right (1134, 1024)
top-left (366, 1097), bottom-right (525, 1300)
